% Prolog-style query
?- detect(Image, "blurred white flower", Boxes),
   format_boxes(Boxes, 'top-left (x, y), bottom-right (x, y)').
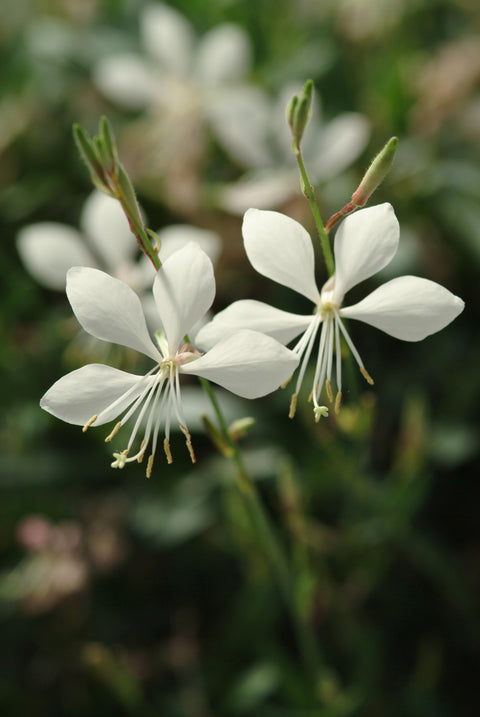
top-left (17, 190), bottom-right (153, 293)
top-left (216, 86), bottom-right (370, 214)
top-left (93, 3), bottom-right (261, 171)
top-left (17, 190), bottom-right (222, 335)
top-left (41, 244), bottom-right (298, 475)
top-left (197, 204), bottom-right (464, 419)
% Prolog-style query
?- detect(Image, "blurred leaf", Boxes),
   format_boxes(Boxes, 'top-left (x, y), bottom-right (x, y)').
top-left (130, 474), bottom-right (215, 547)
top-left (225, 662), bottom-right (280, 714)
top-left (429, 423), bottom-right (478, 467)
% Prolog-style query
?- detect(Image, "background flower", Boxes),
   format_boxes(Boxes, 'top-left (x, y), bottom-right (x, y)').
top-left (216, 86), bottom-right (370, 213)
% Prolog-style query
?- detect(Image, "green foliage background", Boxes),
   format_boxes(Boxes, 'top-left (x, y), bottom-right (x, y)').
top-left (1, 0), bottom-right (479, 715)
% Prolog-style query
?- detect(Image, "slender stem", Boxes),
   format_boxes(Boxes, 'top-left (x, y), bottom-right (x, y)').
top-left (110, 174), bottom-right (161, 271)
top-left (325, 200), bottom-right (357, 234)
top-left (293, 140), bottom-right (335, 277)
top-left (199, 377), bottom-right (322, 688)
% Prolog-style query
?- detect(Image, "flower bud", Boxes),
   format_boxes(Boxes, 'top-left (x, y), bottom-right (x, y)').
top-left (73, 124), bottom-right (109, 190)
top-left (286, 79), bottom-right (314, 145)
top-left (351, 136), bottom-right (398, 207)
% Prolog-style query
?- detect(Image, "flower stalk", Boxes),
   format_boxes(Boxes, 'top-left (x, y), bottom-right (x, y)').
top-left (200, 374), bottom-right (323, 685)
top-left (287, 82), bottom-right (335, 277)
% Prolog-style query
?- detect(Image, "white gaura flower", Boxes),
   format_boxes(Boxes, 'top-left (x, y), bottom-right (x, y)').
top-left (196, 204), bottom-right (464, 420)
top-left (216, 87), bottom-right (370, 214)
top-left (17, 189), bottom-right (222, 338)
top-left (17, 190), bottom-right (153, 293)
top-left (92, 3), bottom-right (260, 169)
top-left (40, 244), bottom-right (298, 475)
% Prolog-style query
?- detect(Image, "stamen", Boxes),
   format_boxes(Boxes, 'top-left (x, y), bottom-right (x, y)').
top-left (281, 375), bottom-right (292, 389)
top-left (137, 439), bottom-right (147, 463)
top-left (360, 366), bottom-right (374, 385)
top-left (294, 315), bottom-right (321, 396)
top-left (146, 454), bottom-right (154, 478)
top-left (82, 414), bottom-right (98, 432)
top-left (289, 393), bottom-right (297, 419)
top-left (335, 390), bottom-right (342, 415)
top-left (336, 315), bottom-right (365, 369)
top-left (105, 421), bottom-right (122, 443)
top-left (326, 379), bottom-right (333, 403)
top-left (335, 317), bottom-right (342, 393)
top-left (179, 424), bottom-right (196, 463)
top-left (312, 321), bottom-right (329, 405)
top-left (326, 320), bottom-right (334, 390)
top-left (308, 390), bottom-right (313, 402)
top-left (164, 437), bottom-right (173, 464)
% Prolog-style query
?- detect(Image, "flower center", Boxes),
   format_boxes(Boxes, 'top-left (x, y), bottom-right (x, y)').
top-left (83, 350), bottom-right (198, 477)
top-left (289, 288), bottom-right (374, 421)
top-left (319, 299), bottom-right (337, 319)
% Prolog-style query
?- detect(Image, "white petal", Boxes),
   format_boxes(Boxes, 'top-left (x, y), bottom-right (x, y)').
top-left (153, 243), bottom-right (215, 351)
top-left (196, 300), bottom-right (311, 350)
top-left (93, 54), bottom-right (156, 108)
top-left (66, 267), bottom-right (159, 360)
top-left (243, 209), bottom-right (320, 303)
top-left (17, 223), bottom-right (96, 290)
top-left (81, 190), bottom-right (136, 271)
top-left (207, 87), bottom-right (273, 169)
top-left (157, 225), bottom-right (222, 264)
top-left (140, 3), bottom-right (194, 74)
top-left (194, 24), bottom-right (250, 84)
top-left (218, 170), bottom-right (297, 214)
top-left (308, 113), bottom-right (370, 180)
top-left (182, 329), bottom-right (299, 399)
top-left (340, 275), bottom-right (465, 341)
top-left (40, 364), bottom-right (148, 426)
top-left (333, 203), bottom-right (400, 302)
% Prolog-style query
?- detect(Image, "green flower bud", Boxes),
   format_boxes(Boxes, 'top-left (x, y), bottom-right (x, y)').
top-left (286, 79), bottom-right (314, 146)
top-left (73, 124), bottom-right (108, 189)
top-left (352, 136), bottom-right (398, 207)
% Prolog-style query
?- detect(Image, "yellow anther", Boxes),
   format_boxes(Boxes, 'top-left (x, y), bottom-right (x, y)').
top-left (146, 454), bottom-right (154, 478)
top-left (308, 390), bottom-right (313, 402)
top-left (105, 421), bottom-right (122, 443)
top-left (179, 424), bottom-right (196, 464)
top-left (82, 414), bottom-right (98, 433)
top-left (163, 437), bottom-right (173, 464)
top-left (186, 438), bottom-right (196, 463)
top-left (335, 390), bottom-right (342, 415)
top-left (281, 375), bottom-right (292, 389)
top-left (289, 393), bottom-right (297, 419)
top-left (360, 366), bottom-right (374, 385)
top-left (137, 440), bottom-right (147, 463)
top-left (326, 379), bottom-right (334, 403)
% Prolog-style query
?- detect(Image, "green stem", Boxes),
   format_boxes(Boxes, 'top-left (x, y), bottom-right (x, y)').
top-left (325, 199), bottom-right (357, 234)
top-left (199, 378), bottom-right (322, 689)
top-left (293, 141), bottom-right (335, 277)
top-left (111, 177), bottom-right (161, 271)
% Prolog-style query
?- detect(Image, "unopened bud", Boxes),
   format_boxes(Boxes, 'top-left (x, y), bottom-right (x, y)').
top-left (201, 415), bottom-right (232, 457)
top-left (352, 136), bottom-right (398, 207)
top-left (100, 116), bottom-right (119, 174)
top-left (228, 416), bottom-right (255, 442)
top-left (286, 80), bottom-right (314, 146)
top-left (73, 124), bottom-right (109, 191)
